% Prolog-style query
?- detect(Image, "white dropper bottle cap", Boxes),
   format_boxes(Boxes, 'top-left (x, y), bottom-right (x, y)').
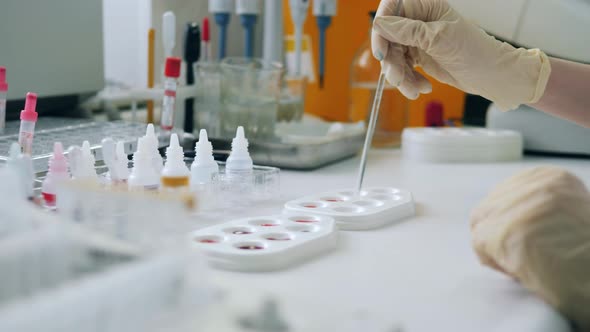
top-left (78, 141), bottom-right (98, 180)
top-left (128, 137), bottom-right (160, 190)
top-left (226, 126), bottom-right (253, 174)
top-left (42, 142), bottom-right (70, 206)
top-left (162, 133), bottom-right (190, 178)
top-left (191, 129), bottom-right (219, 185)
top-left (114, 141), bottom-right (130, 181)
top-left (145, 124), bottom-right (164, 173)
top-left (163, 11), bottom-right (176, 57)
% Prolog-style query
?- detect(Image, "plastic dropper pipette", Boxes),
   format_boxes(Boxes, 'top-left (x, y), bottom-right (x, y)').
top-left (355, 0), bottom-right (403, 195)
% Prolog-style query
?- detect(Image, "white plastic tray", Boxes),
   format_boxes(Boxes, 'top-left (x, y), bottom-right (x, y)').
top-left (284, 187), bottom-right (415, 231)
top-left (191, 214), bottom-right (337, 271)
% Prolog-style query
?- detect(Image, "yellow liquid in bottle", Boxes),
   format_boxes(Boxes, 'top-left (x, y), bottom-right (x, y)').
top-left (161, 176), bottom-right (190, 188)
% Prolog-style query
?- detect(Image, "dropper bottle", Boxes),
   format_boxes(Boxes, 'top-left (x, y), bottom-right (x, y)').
top-left (128, 137), bottom-right (160, 191)
top-left (42, 142), bottom-right (70, 208)
top-left (76, 141), bottom-right (98, 181)
top-left (145, 124), bottom-right (164, 173)
top-left (18, 92), bottom-right (38, 155)
top-left (225, 126), bottom-right (253, 178)
top-left (191, 129), bottom-right (219, 186)
top-left (7, 142), bottom-right (34, 200)
top-left (161, 133), bottom-right (190, 190)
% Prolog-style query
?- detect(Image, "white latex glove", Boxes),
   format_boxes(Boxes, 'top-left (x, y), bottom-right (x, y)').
top-left (471, 166), bottom-right (590, 331)
top-left (371, 0), bottom-right (552, 110)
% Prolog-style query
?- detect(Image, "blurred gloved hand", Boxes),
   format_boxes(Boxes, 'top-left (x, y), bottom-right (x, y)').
top-left (371, 0), bottom-right (551, 110)
top-left (470, 166), bottom-right (590, 331)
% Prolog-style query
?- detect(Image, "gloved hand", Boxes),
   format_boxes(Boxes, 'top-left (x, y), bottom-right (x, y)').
top-left (371, 0), bottom-right (552, 110)
top-left (470, 166), bottom-right (590, 331)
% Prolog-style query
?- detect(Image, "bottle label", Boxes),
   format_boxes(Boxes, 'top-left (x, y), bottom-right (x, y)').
top-left (42, 192), bottom-right (56, 206)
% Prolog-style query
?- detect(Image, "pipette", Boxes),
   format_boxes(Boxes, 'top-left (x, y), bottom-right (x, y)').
top-left (183, 22), bottom-right (201, 134)
top-left (355, 0), bottom-right (403, 195)
top-left (202, 17), bottom-right (212, 62)
top-left (237, 0), bottom-right (260, 58)
top-left (313, 0), bottom-right (337, 89)
top-left (289, 0), bottom-right (310, 77)
top-left (162, 12), bottom-right (176, 58)
top-left (209, 0), bottom-right (232, 59)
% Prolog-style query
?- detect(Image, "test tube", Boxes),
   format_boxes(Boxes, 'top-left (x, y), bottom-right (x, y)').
top-left (160, 57), bottom-right (181, 131)
top-left (0, 67), bottom-right (8, 133)
top-left (18, 93), bottom-right (38, 155)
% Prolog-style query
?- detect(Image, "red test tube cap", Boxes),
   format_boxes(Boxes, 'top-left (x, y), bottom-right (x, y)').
top-left (20, 92), bottom-right (38, 122)
top-left (203, 17), bottom-right (210, 42)
top-left (425, 101), bottom-right (444, 127)
top-left (0, 66), bottom-right (7, 91)
top-left (164, 57), bottom-right (182, 78)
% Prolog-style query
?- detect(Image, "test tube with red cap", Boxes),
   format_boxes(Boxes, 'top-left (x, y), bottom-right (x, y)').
top-left (161, 57), bottom-right (182, 131)
top-left (18, 92), bottom-right (38, 155)
top-left (202, 17), bottom-right (212, 61)
top-left (0, 67), bottom-right (8, 132)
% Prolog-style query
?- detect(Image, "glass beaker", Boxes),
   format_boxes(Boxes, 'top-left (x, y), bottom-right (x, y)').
top-left (278, 75), bottom-right (308, 123)
top-left (195, 62), bottom-right (222, 137)
top-left (220, 57), bottom-right (283, 140)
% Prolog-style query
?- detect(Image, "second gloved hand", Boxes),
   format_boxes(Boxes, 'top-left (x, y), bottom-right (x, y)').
top-left (371, 0), bottom-right (551, 110)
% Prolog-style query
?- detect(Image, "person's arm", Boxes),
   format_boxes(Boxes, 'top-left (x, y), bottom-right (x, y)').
top-left (530, 57), bottom-right (590, 128)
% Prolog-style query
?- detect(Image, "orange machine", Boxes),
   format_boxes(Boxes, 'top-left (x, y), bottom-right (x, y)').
top-left (282, 0), bottom-right (465, 126)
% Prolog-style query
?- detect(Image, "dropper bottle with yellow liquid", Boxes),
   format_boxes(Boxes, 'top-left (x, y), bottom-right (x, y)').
top-left (161, 133), bottom-right (190, 190)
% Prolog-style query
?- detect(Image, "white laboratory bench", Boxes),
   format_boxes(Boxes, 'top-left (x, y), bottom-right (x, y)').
top-left (200, 150), bottom-right (589, 331)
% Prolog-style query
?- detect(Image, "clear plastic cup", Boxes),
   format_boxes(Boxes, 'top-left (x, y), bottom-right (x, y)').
top-left (219, 57), bottom-right (283, 140)
top-left (194, 62), bottom-right (222, 136)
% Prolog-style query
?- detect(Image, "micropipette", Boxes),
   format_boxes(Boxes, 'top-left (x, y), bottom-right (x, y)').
top-left (209, 0), bottom-right (232, 59)
top-left (237, 0), bottom-right (260, 58)
top-left (289, 0), bottom-right (310, 77)
top-left (355, 0), bottom-right (403, 195)
top-left (0, 66), bottom-right (8, 133)
top-left (313, 0), bottom-right (337, 89)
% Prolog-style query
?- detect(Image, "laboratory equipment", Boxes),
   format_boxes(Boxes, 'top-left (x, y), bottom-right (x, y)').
top-left (6, 142), bottom-right (34, 200)
top-left (487, 105), bottom-right (590, 157)
top-left (0, 66), bottom-right (7, 133)
top-left (425, 101), bottom-right (445, 127)
top-left (202, 17), bottom-right (212, 62)
top-left (288, 0), bottom-right (310, 77)
top-left (401, 128), bottom-right (523, 163)
top-left (162, 11), bottom-right (176, 58)
top-left (101, 138), bottom-right (129, 184)
top-left (195, 61), bottom-right (222, 134)
top-left (262, 0), bottom-right (283, 63)
top-left (278, 75), bottom-right (307, 122)
top-left (145, 123), bottom-right (164, 173)
top-left (129, 137), bottom-right (160, 191)
top-left (183, 22), bottom-right (201, 135)
top-left (147, 28), bottom-right (156, 124)
top-left (225, 126), bottom-right (254, 178)
top-left (236, 0), bottom-right (260, 58)
top-left (161, 133), bottom-right (190, 190)
top-left (0, 0), bottom-right (103, 117)
top-left (0, 119), bottom-right (161, 173)
top-left (77, 141), bottom-right (99, 180)
top-left (209, 0), bottom-right (233, 59)
top-left (355, 0), bottom-right (402, 196)
top-left (313, 0), bottom-right (337, 88)
top-left (18, 92), bottom-right (38, 155)
top-left (191, 213), bottom-right (337, 271)
top-left (41, 142), bottom-right (69, 208)
top-left (160, 57), bottom-right (182, 131)
top-left (284, 187), bottom-right (415, 230)
top-left (191, 129), bottom-right (219, 185)
top-left (219, 57), bottom-right (282, 139)
top-left (349, 11), bottom-right (408, 148)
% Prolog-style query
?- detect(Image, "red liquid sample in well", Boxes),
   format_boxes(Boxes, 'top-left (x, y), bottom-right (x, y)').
top-left (304, 204), bottom-right (317, 208)
top-left (199, 239), bottom-right (218, 244)
top-left (267, 236), bottom-right (290, 241)
top-left (325, 199), bottom-right (342, 202)
top-left (233, 230), bottom-right (252, 235)
top-left (261, 224), bottom-right (278, 227)
top-left (238, 245), bottom-right (264, 250)
top-left (295, 219), bottom-right (316, 223)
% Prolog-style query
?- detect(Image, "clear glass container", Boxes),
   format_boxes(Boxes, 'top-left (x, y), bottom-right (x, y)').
top-left (349, 12), bottom-right (409, 148)
top-left (195, 62), bottom-right (222, 136)
top-left (220, 57), bottom-right (283, 140)
top-left (278, 75), bottom-right (307, 123)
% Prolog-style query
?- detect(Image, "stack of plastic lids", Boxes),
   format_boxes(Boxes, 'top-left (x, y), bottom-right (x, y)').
top-left (402, 128), bottom-right (523, 163)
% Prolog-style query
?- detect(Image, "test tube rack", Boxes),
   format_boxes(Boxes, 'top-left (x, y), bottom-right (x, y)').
top-left (0, 119), bottom-right (169, 173)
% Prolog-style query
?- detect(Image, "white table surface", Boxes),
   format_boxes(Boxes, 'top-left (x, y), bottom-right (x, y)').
top-left (201, 150), bottom-right (590, 332)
